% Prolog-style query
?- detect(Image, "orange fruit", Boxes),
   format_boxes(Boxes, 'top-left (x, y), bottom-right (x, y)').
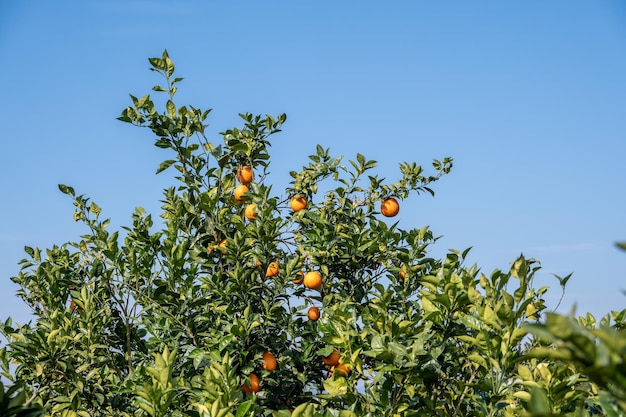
top-left (262, 351), bottom-right (277, 371)
top-left (322, 348), bottom-right (340, 366)
top-left (242, 373), bottom-right (260, 394)
top-left (380, 197), bottom-right (400, 217)
top-left (308, 306), bottom-right (320, 321)
top-left (266, 261), bottom-right (279, 278)
top-left (69, 299), bottom-right (82, 313)
top-left (292, 271), bottom-right (304, 284)
top-left (333, 363), bottom-right (351, 377)
top-left (253, 259), bottom-right (263, 267)
top-left (234, 185), bottom-right (249, 202)
top-left (303, 271), bottom-right (322, 290)
top-left (236, 166), bottom-right (254, 185)
top-left (399, 265), bottom-right (406, 280)
top-left (245, 203), bottom-right (258, 221)
top-left (290, 195), bottom-right (307, 212)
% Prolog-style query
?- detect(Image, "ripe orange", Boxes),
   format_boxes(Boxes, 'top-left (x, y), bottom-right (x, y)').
top-left (262, 351), bottom-right (277, 371)
top-left (236, 166), bottom-right (254, 185)
top-left (242, 373), bottom-right (260, 394)
top-left (303, 271), bottom-right (323, 290)
top-left (69, 299), bottom-right (82, 313)
top-left (399, 265), bottom-right (406, 280)
top-left (292, 271), bottom-right (304, 284)
top-left (266, 261), bottom-right (279, 278)
top-left (380, 197), bottom-right (400, 217)
top-left (234, 185), bottom-right (249, 202)
top-left (333, 363), bottom-right (351, 377)
top-left (290, 195), bottom-right (307, 212)
top-left (322, 348), bottom-right (340, 367)
top-left (245, 203), bottom-right (258, 221)
top-left (308, 306), bottom-right (320, 321)
top-left (253, 259), bottom-right (263, 267)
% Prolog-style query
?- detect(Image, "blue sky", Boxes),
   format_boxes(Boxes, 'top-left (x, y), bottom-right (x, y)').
top-left (1, 1), bottom-right (625, 324)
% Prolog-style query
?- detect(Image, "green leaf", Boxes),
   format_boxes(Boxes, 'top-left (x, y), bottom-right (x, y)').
top-left (322, 377), bottom-right (348, 396)
top-left (58, 184), bottom-right (75, 196)
top-left (154, 139), bottom-right (171, 148)
top-left (599, 391), bottom-right (621, 417)
top-left (156, 159), bottom-right (176, 174)
top-left (236, 399), bottom-right (256, 417)
top-left (166, 100), bottom-right (176, 118)
top-left (529, 387), bottom-right (550, 415)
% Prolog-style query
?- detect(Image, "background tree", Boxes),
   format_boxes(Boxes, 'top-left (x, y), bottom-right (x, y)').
top-left (1, 51), bottom-right (624, 417)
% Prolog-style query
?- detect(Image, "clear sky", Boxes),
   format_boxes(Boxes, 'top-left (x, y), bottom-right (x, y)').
top-left (1, 1), bottom-right (625, 324)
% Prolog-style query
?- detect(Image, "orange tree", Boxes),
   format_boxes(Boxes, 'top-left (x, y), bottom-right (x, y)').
top-left (1, 50), bottom-right (621, 417)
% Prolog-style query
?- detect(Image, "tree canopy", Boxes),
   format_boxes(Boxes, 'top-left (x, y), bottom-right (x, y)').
top-left (1, 50), bottom-right (625, 417)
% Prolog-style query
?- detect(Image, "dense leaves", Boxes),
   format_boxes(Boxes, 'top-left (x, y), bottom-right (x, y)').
top-left (1, 50), bottom-right (625, 416)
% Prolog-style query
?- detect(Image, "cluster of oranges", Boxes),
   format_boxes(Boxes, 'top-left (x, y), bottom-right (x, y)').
top-left (243, 351), bottom-right (277, 394)
top-left (321, 348), bottom-right (351, 378)
top-left (229, 165), bottom-right (398, 396)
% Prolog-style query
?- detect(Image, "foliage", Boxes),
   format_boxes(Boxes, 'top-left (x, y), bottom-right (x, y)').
top-left (0, 381), bottom-right (44, 417)
top-left (520, 243), bottom-right (626, 417)
top-left (1, 50), bottom-right (624, 416)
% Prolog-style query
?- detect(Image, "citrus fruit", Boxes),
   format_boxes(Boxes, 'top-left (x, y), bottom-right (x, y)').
top-left (70, 299), bottom-right (82, 313)
top-left (236, 166), bottom-right (254, 185)
top-left (262, 351), bottom-right (277, 371)
top-left (234, 185), bottom-right (249, 202)
top-left (245, 203), bottom-right (258, 220)
top-left (292, 271), bottom-right (304, 284)
top-left (266, 261), bottom-right (279, 277)
top-left (308, 306), bottom-right (320, 321)
top-left (303, 271), bottom-right (322, 290)
top-left (399, 265), bottom-right (406, 280)
top-left (322, 348), bottom-right (340, 366)
top-left (290, 195), bottom-right (307, 212)
top-left (333, 363), bottom-right (351, 377)
top-left (380, 197), bottom-right (400, 217)
top-left (242, 373), bottom-right (260, 394)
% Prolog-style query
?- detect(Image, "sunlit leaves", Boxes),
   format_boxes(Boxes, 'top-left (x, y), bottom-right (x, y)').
top-left (4, 50), bottom-right (625, 417)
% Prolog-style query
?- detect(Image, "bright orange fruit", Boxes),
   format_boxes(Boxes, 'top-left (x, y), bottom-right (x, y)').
top-left (308, 306), bottom-right (320, 321)
top-left (303, 271), bottom-right (322, 290)
top-left (234, 185), bottom-right (249, 202)
top-left (290, 195), bottom-right (307, 212)
top-left (322, 348), bottom-right (340, 366)
top-left (242, 373), bottom-right (260, 394)
top-left (245, 203), bottom-right (258, 220)
top-left (333, 363), bottom-right (351, 377)
top-left (262, 351), bottom-right (277, 371)
top-left (237, 166), bottom-right (254, 185)
top-left (380, 197), bottom-right (400, 217)
top-left (292, 271), bottom-right (304, 284)
top-left (266, 261), bottom-right (279, 278)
